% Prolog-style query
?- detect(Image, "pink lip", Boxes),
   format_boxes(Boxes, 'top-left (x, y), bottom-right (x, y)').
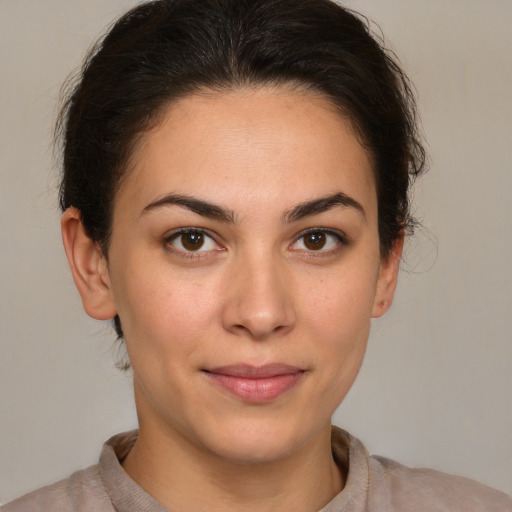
top-left (203, 364), bottom-right (305, 403)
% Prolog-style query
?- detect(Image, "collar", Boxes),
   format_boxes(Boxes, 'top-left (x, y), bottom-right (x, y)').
top-left (98, 426), bottom-right (371, 512)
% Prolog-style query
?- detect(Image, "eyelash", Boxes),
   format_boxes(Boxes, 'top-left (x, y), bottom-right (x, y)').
top-left (290, 228), bottom-right (348, 256)
top-left (163, 227), bottom-right (348, 259)
top-left (164, 228), bottom-right (223, 259)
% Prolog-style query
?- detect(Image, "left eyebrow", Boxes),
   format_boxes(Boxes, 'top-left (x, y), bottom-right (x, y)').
top-left (282, 192), bottom-right (366, 223)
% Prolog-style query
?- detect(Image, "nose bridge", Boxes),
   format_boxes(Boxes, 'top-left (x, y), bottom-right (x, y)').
top-left (222, 245), bottom-right (295, 340)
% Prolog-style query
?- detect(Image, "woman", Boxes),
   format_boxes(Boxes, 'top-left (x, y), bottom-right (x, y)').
top-left (2, 0), bottom-right (511, 510)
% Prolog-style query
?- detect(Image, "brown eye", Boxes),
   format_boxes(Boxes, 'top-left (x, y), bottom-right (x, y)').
top-left (291, 229), bottom-right (345, 254)
top-left (167, 230), bottom-right (218, 253)
top-left (303, 232), bottom-right (327, 250)
top-left (180, 232), bottom-right (204, 251)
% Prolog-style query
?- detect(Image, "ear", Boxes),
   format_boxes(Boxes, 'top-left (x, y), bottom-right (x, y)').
top-left (61, 207), bottom-right (117, 320)
top-left (371, 235), bottom-right (404, 318)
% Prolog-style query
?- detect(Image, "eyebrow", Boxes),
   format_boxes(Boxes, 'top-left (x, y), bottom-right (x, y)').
top-left (282, 192), bottom-right (366, 223)
top-left (141, 194), bottom-right (237, 223)
top-left (141, 191), bottom-right (365, 224)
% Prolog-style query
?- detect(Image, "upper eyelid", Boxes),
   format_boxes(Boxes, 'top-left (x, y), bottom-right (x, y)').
top-left (163, 226), bottom-right (348, 251)
top-left (164, 227), bottom-right (222, 250)
top-left (164, 228), bottom-right (223, 258)
top-left (289, 228), bottom-right (348, 256)
top-left (165, 226), bottom-right (218, 241)
top-left (294, 227), bottom-right (348, 242)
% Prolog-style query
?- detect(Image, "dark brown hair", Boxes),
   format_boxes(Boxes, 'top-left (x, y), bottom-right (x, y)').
top-left (57, 0), bottom-right (426, 340)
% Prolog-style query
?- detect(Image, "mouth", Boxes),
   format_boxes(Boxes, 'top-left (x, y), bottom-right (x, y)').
top-left (202, 364), bottom-right (306, 403)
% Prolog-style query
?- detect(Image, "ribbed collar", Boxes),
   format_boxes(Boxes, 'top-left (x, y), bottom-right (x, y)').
top-left (99, 426), bottom-right (371, 512)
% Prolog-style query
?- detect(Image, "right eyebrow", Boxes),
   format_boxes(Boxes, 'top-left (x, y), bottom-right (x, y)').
top-left (140, 193), bottom-right (237, 223)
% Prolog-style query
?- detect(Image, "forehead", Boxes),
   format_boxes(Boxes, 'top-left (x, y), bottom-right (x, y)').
top-left (118, 86), bottom-right (377, 220)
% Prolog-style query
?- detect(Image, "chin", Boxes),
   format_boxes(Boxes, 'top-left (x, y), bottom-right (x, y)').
top-left (194, 414), bottom-right (326, 466)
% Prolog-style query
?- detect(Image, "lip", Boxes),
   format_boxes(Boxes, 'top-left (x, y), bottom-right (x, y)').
top-left (203, 364), bottom-right (305, 403)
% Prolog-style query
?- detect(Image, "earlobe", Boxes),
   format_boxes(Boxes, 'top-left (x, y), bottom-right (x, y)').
top-left (61, 207), bottom-right (117, 320)
top-left (371, 236), bottom-right (404, 318)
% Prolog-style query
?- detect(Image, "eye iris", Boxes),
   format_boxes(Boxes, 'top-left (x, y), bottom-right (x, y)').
top-left (304, 232), bottom-right (326, 250)
top-left (181, 232), bottom-right (204, 251)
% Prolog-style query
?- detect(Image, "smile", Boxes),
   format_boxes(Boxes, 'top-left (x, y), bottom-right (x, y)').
top-left (203, 364), bottom-right (306, 403)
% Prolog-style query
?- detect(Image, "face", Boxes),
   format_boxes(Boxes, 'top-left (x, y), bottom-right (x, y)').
top-left (65, 87), bottom-right (400, 465)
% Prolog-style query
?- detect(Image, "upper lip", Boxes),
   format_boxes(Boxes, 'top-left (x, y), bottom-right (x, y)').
top-left (204, 364), bottom-right (304, 378)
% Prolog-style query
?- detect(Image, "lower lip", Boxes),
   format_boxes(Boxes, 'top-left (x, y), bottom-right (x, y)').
top-left (204, 371), bottom-right (305, 403)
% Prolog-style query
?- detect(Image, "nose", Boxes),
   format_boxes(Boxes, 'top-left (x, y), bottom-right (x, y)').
top-left (221, 252), bottom-right (296, 340)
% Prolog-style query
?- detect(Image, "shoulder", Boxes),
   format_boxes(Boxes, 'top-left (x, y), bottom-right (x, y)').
top-left (369, 453), bottom-right (512, 512)
top-left (331, 426), bottom-right (512, 512)
top-left (1, 464), bottom-right (114, 512)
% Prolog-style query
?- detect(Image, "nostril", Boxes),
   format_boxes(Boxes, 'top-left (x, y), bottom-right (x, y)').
top-left (220, 271), bottom-right (296, 339)
top-left (229, 320), bottom-right (291, 341)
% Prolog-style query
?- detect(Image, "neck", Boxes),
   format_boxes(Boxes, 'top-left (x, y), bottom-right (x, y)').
top-left (122, 399), bottom-right (344, 512)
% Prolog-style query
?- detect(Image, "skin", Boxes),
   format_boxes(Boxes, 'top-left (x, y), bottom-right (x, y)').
top-left (62, 86), bottom-right (402, 512)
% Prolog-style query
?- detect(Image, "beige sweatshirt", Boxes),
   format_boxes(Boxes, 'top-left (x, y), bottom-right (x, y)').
top-left (3, 427), bottom-right (511, 511)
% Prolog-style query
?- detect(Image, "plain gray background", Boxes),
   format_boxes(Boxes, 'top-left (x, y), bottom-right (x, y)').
top-left (1, 0), bottom-right (511, 504)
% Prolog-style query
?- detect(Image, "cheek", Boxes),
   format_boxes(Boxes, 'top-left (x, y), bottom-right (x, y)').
top-left (299, 267), bottom-right (376, 387)
top-left (110, 248), bottom-right (211, 336)
top-left (301, 265), bottom-right (378, 334)
top-left (117, 279), bottom-right (221, 409)
top-left (109, 258), bottom-right (223, 364)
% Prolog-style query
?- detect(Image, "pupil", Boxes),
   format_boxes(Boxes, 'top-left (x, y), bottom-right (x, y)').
top-left (182, 232), bottom-right (204, 250)
top-left (305, 232), bottom-right (326, 250)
